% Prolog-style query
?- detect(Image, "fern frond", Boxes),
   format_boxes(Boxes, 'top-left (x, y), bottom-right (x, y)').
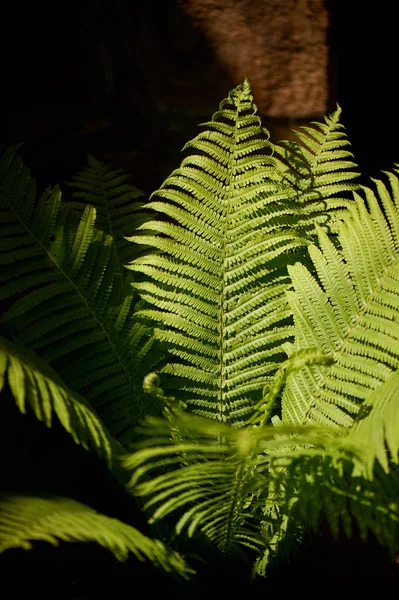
top-left (0, 334), bottom-right (115, 465)
top-left (282, 172), bottom-right (399, 428)
top-left (273, 105), bottom-right (359, 233)
top-left (125, 414), bottom-right (264, 558)
top-left (0, 148), bottom-right (159, 442)
top-left (67, 155), bottom-right (149, 276)
top-left (0, 493), bottom-right (193, 577)
top-left (253, 453), bottom-right (399, 576)
top-left (127, 80), bottom-right (314, 426)
top-left (349, 369), bottom-right (399, 475)
top-left (124, 410), bottom-right (362, 561)
top-left (278, 456), bottom-right (399, 555)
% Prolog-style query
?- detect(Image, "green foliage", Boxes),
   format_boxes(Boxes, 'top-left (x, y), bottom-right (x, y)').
top-left (124, 409), bottom-right (363, 560)
top-left (126, 81), bottom-right (357, 427)
top-left (350, 369), bottom-right (399, 476)
top-left (282, 173), bottom-right (399, 429)
top-left (1, 80), bottom-right (399, 583)
top-left (273, 106), bottom-right (359, 234)
top-left (0, 334), bottom-right (113, 466)
top-left (0, 148), bottom-right (161, 443)
top-left (67, 154), bottom-right (150, 275)
top-left (0, 493), bottom-right (193, 577)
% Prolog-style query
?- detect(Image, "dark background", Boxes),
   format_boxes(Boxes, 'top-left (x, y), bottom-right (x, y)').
top-left (1, 1), bottom-right (398, 192)
top-left (1, 1), bottom-right (399, 597)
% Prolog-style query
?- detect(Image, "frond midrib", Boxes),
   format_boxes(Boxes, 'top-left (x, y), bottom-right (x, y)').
top-left (218, 99), bottom-right (240, 424)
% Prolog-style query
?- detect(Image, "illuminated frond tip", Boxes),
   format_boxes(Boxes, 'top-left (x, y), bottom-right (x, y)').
top-left (230, 78), bottom-right (253, 102)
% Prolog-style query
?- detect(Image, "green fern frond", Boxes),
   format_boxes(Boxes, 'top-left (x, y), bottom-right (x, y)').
top-left (249, 348), bottom-right (334, 425)
top-left (67, 155), bottom-right (149, 275)
top-left (0, 493), bottom-right (193, 577)
top-left (124, 410), bottom-right (362, 561)
top-left (0, 148), bottom-right (159, 442)
top-left (126, 80), bottom-right (315, 426)
top-left (350, 369), bottom-right (399, 475)
top-left (273, 105), bottom-right (359, 233)
top-left (282, 172), bottom-right (399, 428)
top-left (0, 334), bottom-right (114, 466)
top-left (254, 454), bottom-right (399, 576)
top-left (279, 456), bottom-right (399, 554)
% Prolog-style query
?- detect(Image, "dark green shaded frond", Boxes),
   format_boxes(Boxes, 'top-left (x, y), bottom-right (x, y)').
top-left (127, 80), bottom-right (311, 426)
top-left (0, 493), bottom-right (193, 578)
top-left (0, 148), bottom-right (159, 442)
top-left (67, 155), bottom-right (149, 273)
top-left (125, 414), bottom-right (267, 559)
top-left (273, 105), bottom-right (359, 233)
top-left (278, 457), bottom-right (399, 556)
top-left (283, 173), bottom-right (399, 428)
top-left (0, 335), bottom-right (113, 466)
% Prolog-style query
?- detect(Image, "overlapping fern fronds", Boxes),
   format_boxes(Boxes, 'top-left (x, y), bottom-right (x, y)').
top-left (272, 106), bottom-right (359, 235)
top-left (124, 404), bottom-right (376, 562)
top-left (282, 171), bottom-right (399, 428)
top-left (126, 80), bottom-right (325, 426)
top-left (0, 493), bottom-right (193, 577)
top-left (0, 334), bottom-right (114, 465)
top-left (349, 369), bottom-right (399, 476)
top-left (253, 457), bottom-right (399, 577)
top-left (124, 401), bottom-right (399, 576)
top-left (0, 148), bottom-right (160, 443)
top-left (67, 155), bottom-right (150, 278)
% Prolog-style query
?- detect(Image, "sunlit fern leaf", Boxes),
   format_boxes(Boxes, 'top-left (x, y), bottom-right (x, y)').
top-left (349, 369), bottom-right (399, 476)
top-left (0, 493), bottom-right (193, 578)
top-left (272, 105), bottom-right (359, 235)
top-left (0, 334), bottom-right (115, 466)
top-left (282, 172), bottom-right (399, 428)
top-left (0, 148), bottom-right (160, 443)
top-left (67, 155), bottom-right (150, 278)
top-left (126, 79), bottom-right (315, 426)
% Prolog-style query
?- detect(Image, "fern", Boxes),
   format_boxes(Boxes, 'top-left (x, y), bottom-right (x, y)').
top-left (272, 105), bottom-right (359, 234)
top-left (1, 80), bottom-right (399, 584)
top-left (125, 403), bottom-right (399, 576)
top-left (0, 148), bottom-right (159, 442)
top-left (0, 334), bottom-right (114, 466)
top-left (67, 154), bottom-right (150, 280)
top-left (282, 172), bottom-right (399, 428)
top-left (126, 80), bottom-right (333, 426)
top-left (0, 493), bottom-right (193, 577)
top-left (124, 394), bottom-right (365, 560)
top-left (350, 369), bottom-right (399, 475)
